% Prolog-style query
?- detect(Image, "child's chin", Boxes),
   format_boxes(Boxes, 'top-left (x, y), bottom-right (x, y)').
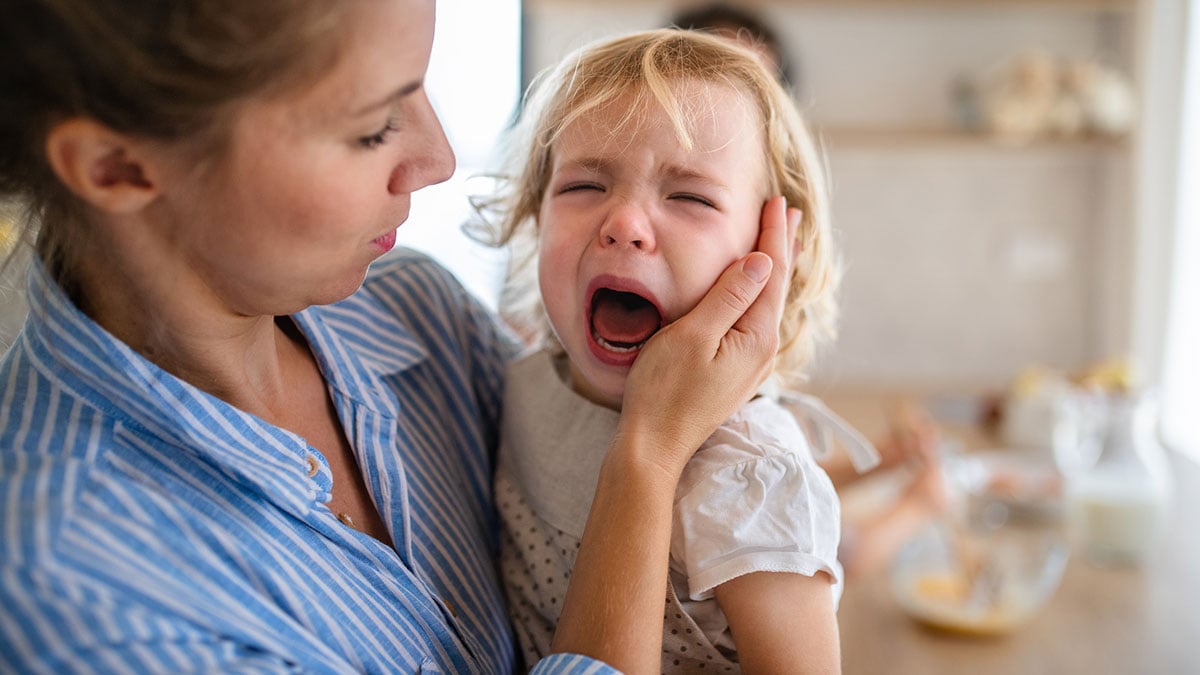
top-left (584, 371), bottom-right (628, 411)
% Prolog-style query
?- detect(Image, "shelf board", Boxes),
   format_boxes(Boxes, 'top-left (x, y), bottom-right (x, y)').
top-left (817, 127), bottom-right (1130, 151)
top-left (769, 0), bottom-right (1135, 8)
top-left (526, 0), bottom-right (1136, 10)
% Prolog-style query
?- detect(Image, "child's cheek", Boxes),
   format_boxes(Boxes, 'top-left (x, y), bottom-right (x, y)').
top-left (677, 243), bottom-right (747, 318)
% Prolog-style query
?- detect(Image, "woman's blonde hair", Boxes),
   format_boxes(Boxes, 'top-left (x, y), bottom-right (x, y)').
top-left (475, 28), bottom-right (839, 387)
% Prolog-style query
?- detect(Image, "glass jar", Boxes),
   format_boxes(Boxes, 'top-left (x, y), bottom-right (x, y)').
top-left (1062, 391), bottom-right (1173, 566)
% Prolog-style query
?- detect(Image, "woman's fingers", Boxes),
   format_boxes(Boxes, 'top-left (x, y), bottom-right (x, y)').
top-left (673, 196), bottom-right (793, 348)
top-left (671, 251), bottom-right (772, 347)
top-left (616, 196), bottom-right (798, 478)
top-left (732, 197), bottom-right (797, 346)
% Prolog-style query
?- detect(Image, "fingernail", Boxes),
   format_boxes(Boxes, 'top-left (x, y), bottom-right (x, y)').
top-left (743, 253), bottom-right (771, 282)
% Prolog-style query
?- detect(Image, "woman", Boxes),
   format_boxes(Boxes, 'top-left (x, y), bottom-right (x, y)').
top-left (0, 1), bottom-right (794, 672)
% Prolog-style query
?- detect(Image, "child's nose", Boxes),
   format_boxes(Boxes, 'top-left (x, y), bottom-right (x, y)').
top-left (598, 202), bottom-right (656, 251)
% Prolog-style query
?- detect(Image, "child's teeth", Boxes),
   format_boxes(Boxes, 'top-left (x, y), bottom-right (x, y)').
top-left (594, 332), bottom-right (643, 353)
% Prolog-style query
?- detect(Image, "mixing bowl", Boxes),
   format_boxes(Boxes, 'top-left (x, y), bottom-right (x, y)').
top-left (890, 450), bottom-right (1070, 635)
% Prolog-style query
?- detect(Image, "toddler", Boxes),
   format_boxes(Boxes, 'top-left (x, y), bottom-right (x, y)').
top-left (480, 29), bottom-right (863, 673)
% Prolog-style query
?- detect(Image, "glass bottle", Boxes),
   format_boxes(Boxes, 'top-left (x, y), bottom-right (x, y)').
top-left (1063, 391), bottom-right (1173, 566)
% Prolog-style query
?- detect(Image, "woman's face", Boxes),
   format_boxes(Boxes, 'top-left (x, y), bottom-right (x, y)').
top-left (154, 0), bottom-right (453, 317)
top-left (536, 81), bottom-right (768, 409)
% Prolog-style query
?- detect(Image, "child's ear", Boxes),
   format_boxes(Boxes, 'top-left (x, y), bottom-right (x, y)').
top-left (44, 118), bottom-right (163, 215)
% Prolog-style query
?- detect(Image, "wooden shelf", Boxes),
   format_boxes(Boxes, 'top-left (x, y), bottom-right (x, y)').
top-left (526, 0), bottom-right (1136, 10)
top-left (817, 127), bottom-right (1130, 152)
top-left (770, 0), bottom-right (1135, 8)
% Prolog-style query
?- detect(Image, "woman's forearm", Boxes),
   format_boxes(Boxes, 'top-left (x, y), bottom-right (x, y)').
top-left (550, 439), bottom-right (678, 675)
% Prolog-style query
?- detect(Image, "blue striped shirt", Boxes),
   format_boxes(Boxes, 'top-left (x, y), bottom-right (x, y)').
top-left (0, 249), bottom-right (617, 675)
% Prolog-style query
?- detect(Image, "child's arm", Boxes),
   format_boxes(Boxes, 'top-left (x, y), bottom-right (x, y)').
top-left (715, 571), bottom-right (841, 674)
top-left (840, 457), bottom-right (947, 579)
top-left (818, 399), bottom-right (940, 488)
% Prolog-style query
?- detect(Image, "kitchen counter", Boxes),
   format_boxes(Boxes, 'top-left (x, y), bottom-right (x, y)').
top-left (822, 391), bottom-right (1200, 675)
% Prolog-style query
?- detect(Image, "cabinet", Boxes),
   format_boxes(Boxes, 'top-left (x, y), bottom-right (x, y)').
top-left (521, 0), bottom-right (1142, 389)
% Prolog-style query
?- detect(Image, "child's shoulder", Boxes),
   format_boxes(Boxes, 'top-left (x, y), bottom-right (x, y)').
top-left (680, 397), bottom-right (817, 493)
top-left (705, 396), bottom-right (811, 459)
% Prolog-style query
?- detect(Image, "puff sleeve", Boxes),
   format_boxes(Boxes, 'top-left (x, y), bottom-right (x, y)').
top-left (670, 398), bottom-right (843, 604)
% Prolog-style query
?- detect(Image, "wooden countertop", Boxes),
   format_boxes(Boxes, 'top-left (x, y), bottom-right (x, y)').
top-left (821, 390), bottom-right (1200, 675)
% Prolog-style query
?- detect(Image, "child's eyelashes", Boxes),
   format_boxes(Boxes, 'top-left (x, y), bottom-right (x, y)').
top-left (357, 117), bottom-right (400, 150)
top-left (670, 193), bottom-right (716, 208)
top-left (552, 182), bottom-right (717, 209)
top-left (558, 182), bottom-right (604, 194)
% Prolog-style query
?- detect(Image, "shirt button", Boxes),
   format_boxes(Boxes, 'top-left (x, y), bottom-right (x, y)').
top-left (305, 454), bottom-right (319, 478)
top-left (443, 599), bottom-right (458, 619)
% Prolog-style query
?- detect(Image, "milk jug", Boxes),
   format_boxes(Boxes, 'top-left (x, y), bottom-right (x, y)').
top-left (1064, 391), bottom-right (1172, 565)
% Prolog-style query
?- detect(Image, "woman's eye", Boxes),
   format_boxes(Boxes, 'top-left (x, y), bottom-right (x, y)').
top-left (357, 118), bottom-right (399, 150)
top-left (671, 193), bottom-right (715, 208)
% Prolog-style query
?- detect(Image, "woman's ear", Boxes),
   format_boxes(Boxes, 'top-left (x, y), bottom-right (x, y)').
top-left (44, 118), bottom-right (163, 215)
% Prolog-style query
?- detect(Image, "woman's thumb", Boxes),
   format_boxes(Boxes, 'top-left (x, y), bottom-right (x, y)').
top-left (681, 252), bottom-right (773, 343)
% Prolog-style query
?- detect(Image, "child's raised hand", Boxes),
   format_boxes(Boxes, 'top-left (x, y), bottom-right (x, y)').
top-left (615, 196), bottom-right (800, 481)
top-left (877, 400), bottom-right (942, 470)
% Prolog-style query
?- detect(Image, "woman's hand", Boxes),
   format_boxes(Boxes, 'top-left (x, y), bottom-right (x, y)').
top-left (550, 196), bottom-right (799, 674)
top-left (616, 195), bottom-right (800, 481)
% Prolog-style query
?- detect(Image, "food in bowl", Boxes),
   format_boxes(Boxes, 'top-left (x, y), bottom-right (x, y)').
top-left (891, 521), bottom-right (1068, 635)
top-left (890, 450), bottom-right (1069, 635)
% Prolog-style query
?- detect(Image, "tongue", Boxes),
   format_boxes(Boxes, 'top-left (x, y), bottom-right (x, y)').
top-left (592, 291), bottom-right (660, 346)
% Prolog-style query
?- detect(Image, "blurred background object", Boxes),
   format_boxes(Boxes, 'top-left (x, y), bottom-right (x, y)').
top-left (667, 2), bottom-right (800, 90)
top-left (976, 49), bottom-right (1137, 142)
top-left (889, 449), bottom-right (1070, 637)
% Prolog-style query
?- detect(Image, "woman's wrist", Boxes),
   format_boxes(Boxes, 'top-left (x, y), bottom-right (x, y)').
top-left (552, 434), bottom-right (681, 673)
top-left (609, 415), bottom-right (711, 487)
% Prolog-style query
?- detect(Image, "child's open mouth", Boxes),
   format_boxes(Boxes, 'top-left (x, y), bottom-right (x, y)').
top-left (589, 288), bottom-right (663, 353)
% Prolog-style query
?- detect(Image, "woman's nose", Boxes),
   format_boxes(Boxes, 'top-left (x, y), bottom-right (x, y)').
top-left (598, 202), bottom-right (656, 251)
top-left (388, 92), bottom-right (456, 195)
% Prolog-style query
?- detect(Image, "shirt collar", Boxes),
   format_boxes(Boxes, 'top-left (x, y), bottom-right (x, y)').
top-left (19, 260), bottom-right (423, 513)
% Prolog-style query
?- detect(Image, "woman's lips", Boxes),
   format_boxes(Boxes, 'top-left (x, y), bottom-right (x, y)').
top-left (371, 230), bottom-right (397, 253)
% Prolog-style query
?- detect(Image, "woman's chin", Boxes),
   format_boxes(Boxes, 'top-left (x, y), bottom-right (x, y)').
top-left (298, 270), bottom-right (372, 310)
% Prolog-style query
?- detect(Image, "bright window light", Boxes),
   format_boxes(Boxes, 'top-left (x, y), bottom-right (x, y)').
top-left (395, 0), bottom-right (522, 311)
top-left (1160, 5), bottom-right (1200, 460)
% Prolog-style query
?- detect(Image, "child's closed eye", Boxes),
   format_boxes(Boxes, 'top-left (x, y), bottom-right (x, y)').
top-left (669, 193), bottom-right (716, 208)
top-left (558, 182), bottom-right (605, 194)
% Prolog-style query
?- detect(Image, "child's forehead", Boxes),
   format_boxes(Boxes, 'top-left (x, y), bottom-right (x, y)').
top-left (559, 79), bottom-right (760, 149)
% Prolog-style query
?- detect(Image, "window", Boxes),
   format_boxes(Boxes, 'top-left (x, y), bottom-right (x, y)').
top-left (1159, 2), bottom-right (1199, 459)
top-left (394, 0), bottom-right (522, 311)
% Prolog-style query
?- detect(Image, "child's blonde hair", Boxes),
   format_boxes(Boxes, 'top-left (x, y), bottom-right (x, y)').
top-left (476, 28), bottom-right (839, 388)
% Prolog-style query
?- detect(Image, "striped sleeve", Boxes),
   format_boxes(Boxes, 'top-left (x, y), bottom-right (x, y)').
top-left (532, 653), bottom-right (624, 675)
